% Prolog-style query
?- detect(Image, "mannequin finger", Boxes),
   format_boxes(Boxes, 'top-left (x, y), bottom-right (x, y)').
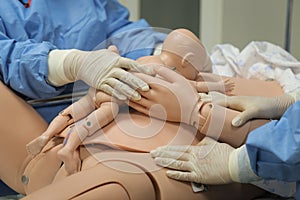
top-left (128, 97), bottom-right (152, 109)
top-left (127, 101), bottom-right (150, 116)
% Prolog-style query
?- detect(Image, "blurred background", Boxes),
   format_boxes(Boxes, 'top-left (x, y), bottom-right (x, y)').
top-left (119, 0), bottom-right (300, 60)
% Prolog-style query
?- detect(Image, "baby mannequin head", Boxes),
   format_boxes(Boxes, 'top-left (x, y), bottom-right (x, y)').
top-left (159, 28), bottom-right (212, 80)
top-left (114, 28), bottom-right (212, 81)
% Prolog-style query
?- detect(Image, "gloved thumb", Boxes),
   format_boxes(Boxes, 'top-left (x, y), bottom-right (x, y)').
top-left (107, 45), bottom-right (120, 54)
top-left (118, 57), bottom-right (155, 76)
top-left (231, 108), bottom-right (257, 127)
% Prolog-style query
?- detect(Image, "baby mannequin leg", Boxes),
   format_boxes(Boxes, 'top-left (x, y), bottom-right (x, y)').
top-left (0, 82), bottom-right (48, 194)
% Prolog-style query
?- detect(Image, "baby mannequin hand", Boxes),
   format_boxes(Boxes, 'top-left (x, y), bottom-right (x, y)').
top-left (129, 66), bottom-right (201, 127)
top-left (48, 49), bottom-right (154, 100)
top-left (214, 93), bottom-right (297, 127)
top-left (150, 137), bottom-right (234, 184)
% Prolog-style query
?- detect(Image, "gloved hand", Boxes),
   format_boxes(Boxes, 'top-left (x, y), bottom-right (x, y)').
top-left (128, 65), bottom-right (201, 127)
top-left (48, 49), bottom-right (155, 100)
top-left (150, 137), bottom-right (235, 184)
top-left (214, 93), bottom-right (298, 127)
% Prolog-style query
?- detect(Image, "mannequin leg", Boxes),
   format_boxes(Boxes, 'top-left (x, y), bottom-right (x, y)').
top-left (22, 150), bottom-right (267, 200)
top-left (0, 82), bottom-right (48, 194)
top-left (22, 155), bottom-right (156, 200)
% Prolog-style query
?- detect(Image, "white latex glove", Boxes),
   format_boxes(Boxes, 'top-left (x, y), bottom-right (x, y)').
top-left (129, 65), bottom-right (201, 127)
top-left (214, 93), bottom-right (298, 127)
top-left (48, 49), bottom-right (155, 100)
top-left (150, 137), bottom-right (235, 184)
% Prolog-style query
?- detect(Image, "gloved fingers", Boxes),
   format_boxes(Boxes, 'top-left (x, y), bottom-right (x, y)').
top-left (199, 93), bottom-right (212, 102)
top-left (118, 57), bottom-right (155, 75)
top-left (231, 108), bottom-right (258, 127)
top-left (196, 136), bottom-right (217, 146)
top-left (166, 170), bottom-right (196, 182)
top-left (154, 157), bottom-right (192, 172)
top-left (153, 65), bottom-right (185, 84)
top-left (152, 145), bottom-right (192, 154)
top-left (99, 84), bottom-right (127, 101)
top-left (150, 149), bottom-right (190, 161)
top-left (103, 77), bottom-right (141, 100)
top-left (107, 45), bottom-right (119, 54)
top-left (212, 95), bottom-right (233, 108)
top-left (111, 68), bottom-right (150, 92)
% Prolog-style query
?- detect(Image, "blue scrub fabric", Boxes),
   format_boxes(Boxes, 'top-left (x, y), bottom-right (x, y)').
top-left (0, 0), bottom-right (166, 195)
top-left (246, 101), bottom-right (300, 199)
top-left (0, 0), bottom-right (166, 99)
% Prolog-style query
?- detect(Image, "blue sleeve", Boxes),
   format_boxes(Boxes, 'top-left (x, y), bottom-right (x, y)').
top-left (246, 101), bottom-right (300, 182)
top-left (0, 18), bottom-right (65, 99)
top-left (96, 0), bottom-right (167, 60)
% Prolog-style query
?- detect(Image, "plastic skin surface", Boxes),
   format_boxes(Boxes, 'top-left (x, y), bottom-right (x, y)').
top-left (0, 74), bottom-right (282, 199)
top-left (137, 28), bottom-right (235, 95)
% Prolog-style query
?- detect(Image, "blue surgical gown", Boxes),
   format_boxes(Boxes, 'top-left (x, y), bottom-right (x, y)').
top-left (246, 101), bottom-right (300, 199)
top-left (0, 0), bottom-right (166, 122)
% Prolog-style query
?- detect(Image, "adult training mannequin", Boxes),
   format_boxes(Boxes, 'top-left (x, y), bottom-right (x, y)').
top-left (0, 29), bottom-right (283, 199)
top-left (0, 76), bottom-right (282, 199)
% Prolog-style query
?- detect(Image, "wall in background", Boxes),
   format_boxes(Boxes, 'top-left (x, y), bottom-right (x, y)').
top-left (118, 0), bottom-right (140, 21)
top-left (120, 0), bottom-right (299, 60)
top-left (201, 0), bottom-right (299, 60)
top-left (140, 0), bottom-right (200, 36)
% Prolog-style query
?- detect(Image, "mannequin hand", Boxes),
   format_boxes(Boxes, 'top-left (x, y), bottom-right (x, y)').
top-left (150, 137), bottom-right (235, 184)
top-left (48, 49), bottom-right (155, 100)
top-left (129, 66), bottom-right (200, 127)
top-left (214, 94), bottom-right (295, 127)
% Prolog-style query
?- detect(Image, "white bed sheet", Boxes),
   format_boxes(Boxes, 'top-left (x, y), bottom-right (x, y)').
top-left (210, 41), bottom-right (300, 93)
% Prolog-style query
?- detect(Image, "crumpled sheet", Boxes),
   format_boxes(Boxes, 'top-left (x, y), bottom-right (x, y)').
top-left (210, 41), bottom-right (300, 93)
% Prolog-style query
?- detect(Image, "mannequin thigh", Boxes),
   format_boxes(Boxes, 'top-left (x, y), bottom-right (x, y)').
top-left (0, 82), bottom-right (47, 193)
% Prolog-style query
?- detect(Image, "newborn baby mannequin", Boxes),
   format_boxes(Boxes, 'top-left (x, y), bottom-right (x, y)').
top-left (137, 28), bottom-right (234, 95)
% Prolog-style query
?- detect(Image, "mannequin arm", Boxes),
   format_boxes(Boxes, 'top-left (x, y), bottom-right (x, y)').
top-left (190, 78), bottom-right (235, 95)
top-left (26, 90), bottom-right (96, 157)
top-left (57, 91), bottom-right (120, 174)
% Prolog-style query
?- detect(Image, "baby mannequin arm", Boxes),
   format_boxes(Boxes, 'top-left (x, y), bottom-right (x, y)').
top-left (129, 66), bottom-right (272, 148)
top-left (27, 89), bottom-right (119, 174)
top-left (26, 89), bottom-right (96, 157)
top-left (190, 78), bottom-right (235, 95)
top-left (57, 92), bottom-right (119, 174)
